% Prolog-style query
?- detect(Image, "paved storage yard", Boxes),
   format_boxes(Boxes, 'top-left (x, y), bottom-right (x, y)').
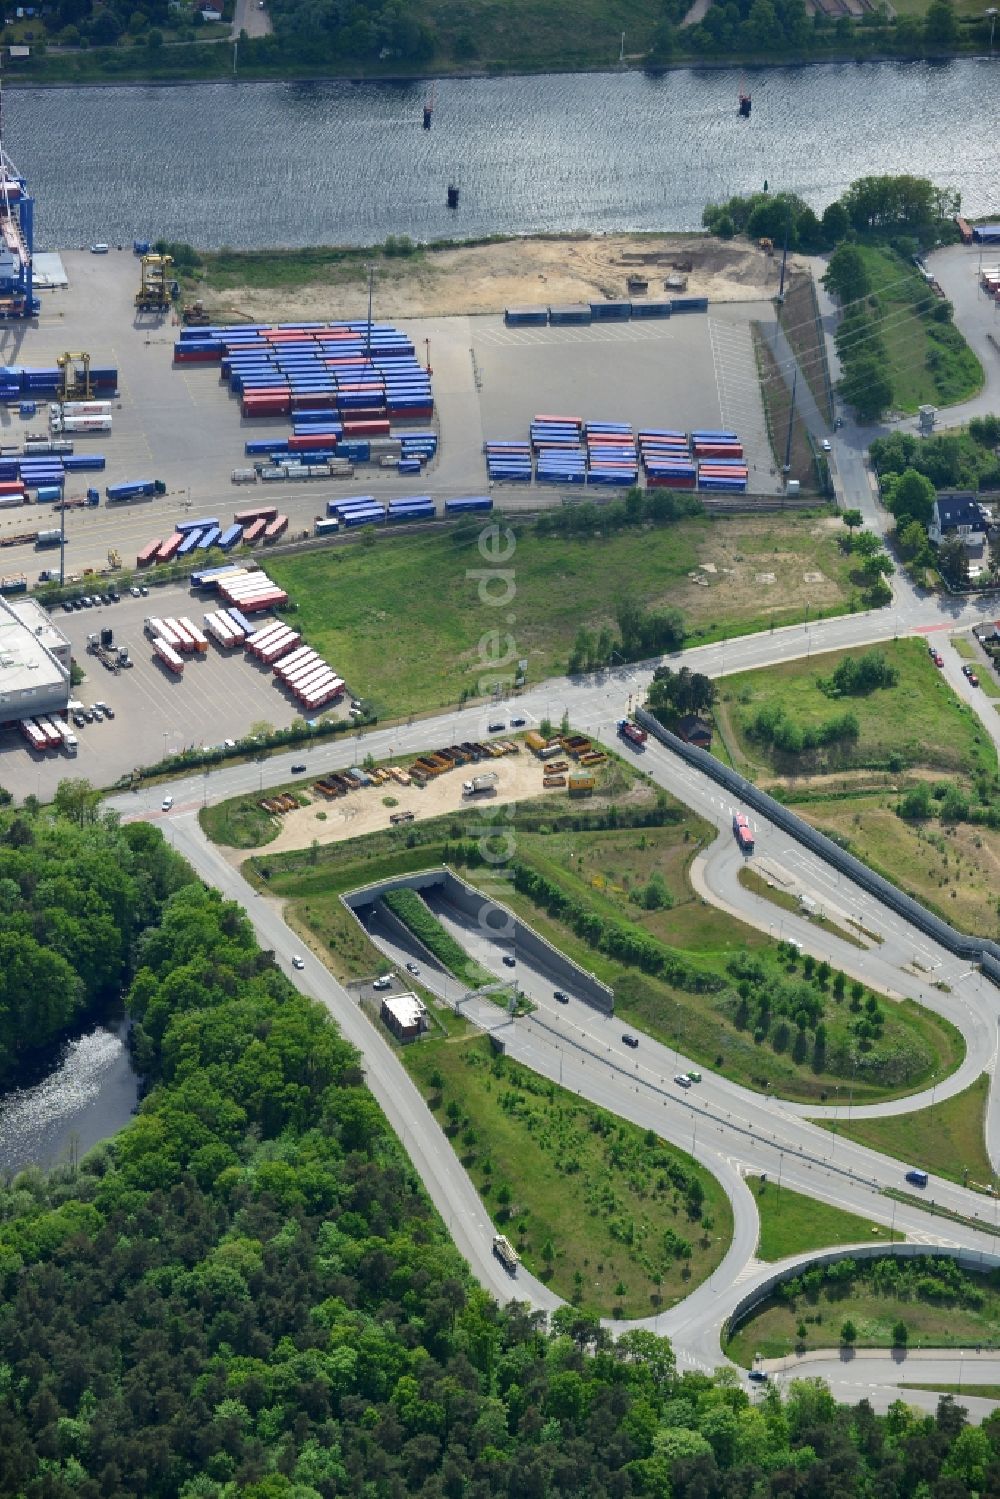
top-left (0, 583), bottom-right (342, 802)
top-left (0, 251), bottom-right (779, 580)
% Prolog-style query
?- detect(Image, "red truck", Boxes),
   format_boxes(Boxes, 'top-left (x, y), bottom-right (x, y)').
top-left (733, 811), bottom-right (754, 854)
top-left (618, 719), bottom-right (647, 749)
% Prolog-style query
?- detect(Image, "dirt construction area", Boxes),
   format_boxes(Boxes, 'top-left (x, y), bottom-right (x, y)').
top-left (203, 234), bottom-right (795, 323)
top-left (231, 752), bottom-right (559, 858)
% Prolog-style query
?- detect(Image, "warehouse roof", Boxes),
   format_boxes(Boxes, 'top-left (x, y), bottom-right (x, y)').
top-left (0, 595), bottom-right (68, 705)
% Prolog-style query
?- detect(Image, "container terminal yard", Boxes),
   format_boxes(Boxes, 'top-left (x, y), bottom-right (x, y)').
top-left (0, 185), bottom-right (781, 801)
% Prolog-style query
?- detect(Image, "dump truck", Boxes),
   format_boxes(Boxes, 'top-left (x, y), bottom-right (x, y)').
top-left (463, 771), bottom-right (499, 797)
top-left (492, 1234), bottom-right (519, 1274)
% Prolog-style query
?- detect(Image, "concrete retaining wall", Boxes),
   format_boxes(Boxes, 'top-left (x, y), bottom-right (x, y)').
top-left (344, 865), bottom-right (615, 1015)
top-left (635, 706), bottom-right (1000, 982)
top-left (727, 1243), bottom-right (1000, 1345)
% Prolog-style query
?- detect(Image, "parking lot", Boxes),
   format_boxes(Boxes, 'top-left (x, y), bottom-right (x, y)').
top-left (0, 582), bottom-right (344, 802)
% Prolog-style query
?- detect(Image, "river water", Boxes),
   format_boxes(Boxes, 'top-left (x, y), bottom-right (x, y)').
top-left (0, 1020), bottom-right (139, 1176)
top-left (5, 59), bottom-right (998, 250)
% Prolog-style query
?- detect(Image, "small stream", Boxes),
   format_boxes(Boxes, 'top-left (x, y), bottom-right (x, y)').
top-left (0, 1017), bottom-right (140, 1176)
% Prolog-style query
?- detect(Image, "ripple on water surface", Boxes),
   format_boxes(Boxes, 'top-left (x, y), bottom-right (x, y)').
top-left (0, 1025), bottom-right (138, 1175)
top-left (4, 60), bottom-right (997, 249)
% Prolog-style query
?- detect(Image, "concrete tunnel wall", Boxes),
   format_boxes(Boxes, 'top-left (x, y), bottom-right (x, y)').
top-left (725, 1242), bottom-right (1000, 1351)
top-left (343, 865), bottom-right (615, 1014)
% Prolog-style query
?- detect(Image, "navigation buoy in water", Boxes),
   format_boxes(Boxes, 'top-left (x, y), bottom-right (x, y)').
top-left (447, 184), bottom-right (459, 209)
top-left (739, 92), bottom-right (752, 118)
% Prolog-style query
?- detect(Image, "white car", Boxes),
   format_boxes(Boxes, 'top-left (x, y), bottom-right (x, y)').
top-left (90, 243), bottom-right (109, 254)
top-left (674, 1073), bottom-right (692, 1089)
top-left (161, 795), bottom-right (174, 811)
top-left (821, 439), bottom-right (832, 452)
top-left (372, 975), bottom-right (393, 991)
top-left (292, 955), bottom-right (305, 970)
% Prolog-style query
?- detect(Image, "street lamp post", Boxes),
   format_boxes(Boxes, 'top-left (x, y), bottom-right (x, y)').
top-left (988, 7), bottom-right (998, 52)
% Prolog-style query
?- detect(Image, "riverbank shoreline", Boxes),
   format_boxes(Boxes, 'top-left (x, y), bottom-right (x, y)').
top-left (3, 44), bottom-right (995, 91)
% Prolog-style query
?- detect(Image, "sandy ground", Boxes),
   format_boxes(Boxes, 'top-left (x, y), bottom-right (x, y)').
top-left (206, 234), bottom-right (794, 324)
top-left (241, 751), bottom-right (570, 857)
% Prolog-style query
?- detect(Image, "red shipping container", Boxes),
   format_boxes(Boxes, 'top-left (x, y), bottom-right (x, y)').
top-left (343, 419), bottom-right (391, 437)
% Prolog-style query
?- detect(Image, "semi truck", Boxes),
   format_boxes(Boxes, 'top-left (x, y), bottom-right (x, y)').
top-left (492, 1234), bottom-right (519, 1275)
top-left (733, 811), bottom-right (754, 854)
top-left (462, 771), bottom-right (499, 797)
top-left (618, 719), bottom-right (647, 749)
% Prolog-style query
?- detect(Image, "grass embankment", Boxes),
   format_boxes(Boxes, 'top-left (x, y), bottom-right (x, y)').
top-left (752, 324), bottom-right (824, 493)
top-left (721, 638), bottom-right (997, 785)
top-left (381, 886), bottom-right (494, 992)
top-left (749, 1175), bottom-right (902, 1261)
top-left (255, 789), bottom-right (964, 1105)
top-left (855, 245), bottom-right (983, 414)
top-left (818, 1074), bottom-right (994, 1191)
top-left (737, 865), bottom-right (865, 947)
top-left (951, 636), bottom-right (1000, 698)
top-left (797, 800), bottom-right (1000, 941)
top-left (778, 273), bottom-right (834, 423)
top-left (266, 514), bottom-right (857, 719)
top-left (727, 1255), bottom-right (1000, 1364)
top-left (405, 1032), bottom-right (731, 1318)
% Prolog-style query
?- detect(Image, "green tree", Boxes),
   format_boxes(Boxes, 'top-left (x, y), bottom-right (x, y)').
top-left (823, 244), bottom-right (871, 307)
top-left (842, 509), bottom-right (863, 541)
top-left (839, 354), bottom-right (893, 423)
top-left (892, 1320), bottom-right (908, 1346)
top-left (938, 536), bottom-right (970, 588)
top-left (923, 0), bottom-right (958, 44)
top-left (840, 1319), bottom-right (857, 1345)
top-left (889, 468), bottom-right (936, 527)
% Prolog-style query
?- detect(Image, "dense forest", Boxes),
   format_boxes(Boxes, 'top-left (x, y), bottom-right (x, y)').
top-left (5, 801), bottom-right (1000, 1493)
top-left (0, 783), bottom-right (188, 1083)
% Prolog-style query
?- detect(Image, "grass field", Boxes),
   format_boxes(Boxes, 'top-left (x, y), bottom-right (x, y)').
top-left (855, 245), bottom-right (983, 414)
top-left (728, 1271), bottom-right (1000, 1365)
top-left (265, 514), bottom-right (857, 718)
top-left (252, 782), bottom-right (963, 1104)
top-left (404, 1032), bottom-right (731, 1318)
top-left (720, 638), bottom-right (997, 784)
top-left (819, 1073), bottom-right (994, 1191)
top-left (749, 1175), bottom-right (902, 1261)
top-left (796, 796), bottom-right (1000, 941)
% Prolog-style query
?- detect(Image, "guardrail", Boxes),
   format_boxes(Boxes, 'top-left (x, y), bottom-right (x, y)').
top-left (634, 707), bottom-right (1000, 986)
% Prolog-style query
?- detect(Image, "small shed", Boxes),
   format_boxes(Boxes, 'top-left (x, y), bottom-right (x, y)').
top-left (676, 713), bottom-right (713, 748)
top-left (381, 991), bottom-right (427, 1042)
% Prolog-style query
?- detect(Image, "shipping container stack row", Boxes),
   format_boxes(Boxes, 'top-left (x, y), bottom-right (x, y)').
top-left (485, 440), bottom-right (532, 484)
top-left (583, 422), bottom-right (638, 488)
top-left (532, 415), bottom-right (585, 486)
top-left (639, 428), bottom-right (747, 492)
top-left (325, 495), bottom-right (437, 528)
top-left (173, 320), bottom-right (434, 429)
top-left (504, 297), bottom-right (707, 328)
top-left (241, 620), bottom-right (345, 709)
top-left (981, 266), bottom-right (1000, 299)
top-left (0, 363), bottom-right (117, 403)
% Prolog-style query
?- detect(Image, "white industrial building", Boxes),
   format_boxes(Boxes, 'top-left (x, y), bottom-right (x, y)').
top-left (0, 594), bottom-right (71, 726)
top-left (380, 991), bottom-right (428, 1042)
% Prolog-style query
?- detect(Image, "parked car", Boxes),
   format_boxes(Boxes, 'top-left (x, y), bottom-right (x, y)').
top-left (933, 653), bottom-right (944, 668)
top-left (129, 586), bottom-right (141, 597)
top-left (510, 716), bottom-right (526, 727)
top-left (161, 794), bottom-right (174, 811)
top-left (488, 721), bottom-right (505, 732)
top-left (821, 438), bottom-right (831, 452)
top-left (139, 585), bottom-right (149, 596)
top-left (89, 242), bottom-right (110, 254)
top-left (622, 1034), bottom-right (639, 1049)
top-left (962, 663), bottom-right (980, 686)
top-left (748, 1370), bottom-right (769, 1383)
top-left (91, 707), bottom-right (104, 722)
top-left (103, 705), bottom-right (115, 719)
top-left (72, 713), bottom-right (85, 728)
top-left (372, 974), bottom-right (393, 991)
top-left (502, 954), bottom-right (516, 967)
